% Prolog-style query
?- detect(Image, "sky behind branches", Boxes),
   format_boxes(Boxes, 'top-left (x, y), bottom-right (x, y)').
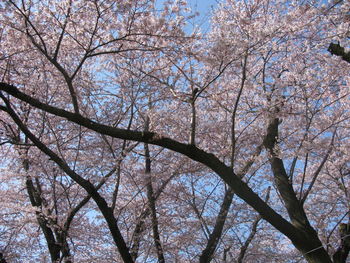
top-left (156, 0), bottom-right (219, 33)
top-left (187, 0), bottom-right (218, 31)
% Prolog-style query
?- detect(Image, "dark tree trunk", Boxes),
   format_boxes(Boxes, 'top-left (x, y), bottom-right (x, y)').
top-left (26, 174), bottom-right (61, 262)
top-left (1, 100), bottom-right (134, 263)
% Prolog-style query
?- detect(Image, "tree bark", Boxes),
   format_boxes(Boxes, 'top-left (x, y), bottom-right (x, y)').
top-left (26, 173), bottom-right (62, 262)
top-left (145, 146), bottom-right (165, 263)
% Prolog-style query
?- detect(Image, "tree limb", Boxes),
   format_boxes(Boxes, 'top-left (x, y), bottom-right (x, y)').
top-left (328, 42), bottom-right (350, 64)
top-left (0, 83), bottom-right (332, 262)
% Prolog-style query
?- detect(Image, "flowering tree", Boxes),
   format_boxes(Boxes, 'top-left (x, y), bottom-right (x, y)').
top-left (0, 0), bottom-right (350, 262)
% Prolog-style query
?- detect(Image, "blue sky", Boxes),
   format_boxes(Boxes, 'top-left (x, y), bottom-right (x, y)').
top-left (156, 0), bottom-right (219, 32)
top-left (187, 0), bottom-right (218, 18)
top-left (187, 0), bottom-right (218, 32)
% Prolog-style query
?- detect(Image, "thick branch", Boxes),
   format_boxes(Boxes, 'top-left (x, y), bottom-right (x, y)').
top-left (264, 117), bottom-right (311, 227)
top-left (263, 116), bottom-right (331, 262)
top-left (26, 177), bottom-right (61, 262)
top-left (189, 101), bottom-right (196, 145)
top-left (0, 83), bottom-right (332, 262)
top-left (145, 145), bottom-right (165, 263)
top-left (328, 42), bottom-right (350, 64)
top-left (0, 99), bottom-right (134, 263)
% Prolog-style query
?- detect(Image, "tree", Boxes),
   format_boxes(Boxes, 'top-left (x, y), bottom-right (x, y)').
top-left (1, 0), bottom-right (350, 262)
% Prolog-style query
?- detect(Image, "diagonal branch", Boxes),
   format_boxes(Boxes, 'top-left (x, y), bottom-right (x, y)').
top-left (130, 173), bottom-right (176, 260)
top-left (0, 96), bottom-right (134, 263)
top-left (0, 82), bottom-right (331, 261)
top-left (199, 187), bottom-right (234, 263)
top-left (237, 186), bottom-right (271, 263)
top-left (263, 115), bottom-right (332, 262)
top-left (301, 131), bottom-right (335, 204)
top-left (264, 117), bottom-right (310, 228)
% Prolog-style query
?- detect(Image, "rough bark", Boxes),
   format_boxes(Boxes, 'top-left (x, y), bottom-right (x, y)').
top-left (130, 208), bottom-right (149, 261)
top-left (26, 176), bottom-right (61, 262)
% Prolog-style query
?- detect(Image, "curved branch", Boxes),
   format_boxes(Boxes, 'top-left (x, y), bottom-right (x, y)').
top-left (0, 83), bottom-right (331, 262)
top-left (0, 97), bottom-right (134, 263)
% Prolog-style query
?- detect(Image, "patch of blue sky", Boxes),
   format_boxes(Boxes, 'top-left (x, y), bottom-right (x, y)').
top-left (155, 0), bottom-right (218, 33)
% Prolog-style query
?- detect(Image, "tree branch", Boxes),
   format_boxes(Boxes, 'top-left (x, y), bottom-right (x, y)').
top-left (237, 187), bottom-right (271, 263)
top-left (328, 42), bottom-right (350, 64)
top-left (263, 115), bottom-right (332, 262)
top-left (0, 96), bottom-right (134, 263)
top-left (0, 83), bottom-right (331, 262)
top-left (144, 116), bottom-right (165, 263)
